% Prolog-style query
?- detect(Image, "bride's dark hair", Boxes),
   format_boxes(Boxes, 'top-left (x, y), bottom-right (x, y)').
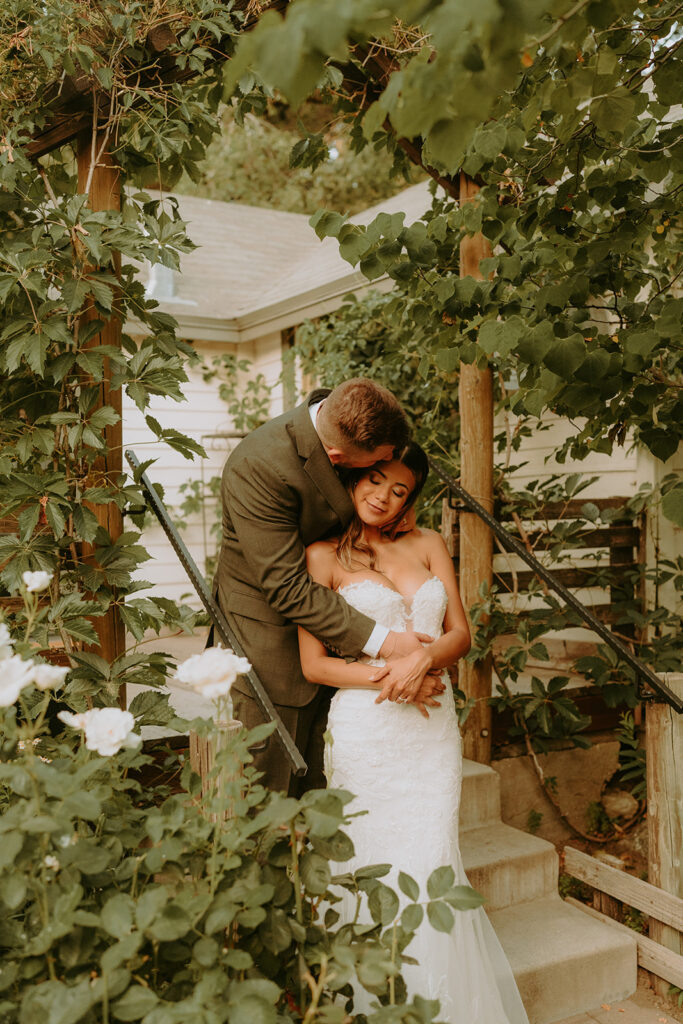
top-left (335, 441), bottom-right (429, 572)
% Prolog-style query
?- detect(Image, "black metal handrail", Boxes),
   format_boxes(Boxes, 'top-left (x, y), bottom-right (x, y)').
top-left (429, 457), bottom-right (683, 714)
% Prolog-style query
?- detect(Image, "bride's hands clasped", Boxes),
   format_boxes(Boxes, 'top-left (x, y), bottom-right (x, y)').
top-left (371, 658), bottom-right (446, 718)
top-left (371, 628), bottom-right (442, 713)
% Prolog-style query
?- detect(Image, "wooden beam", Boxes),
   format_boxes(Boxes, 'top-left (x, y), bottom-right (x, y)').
top-left (458, 172), bottom-right (493, 764)
top-left (76, 131), bottom-right (126, 691)
top-left (646, 672), bottom-right (683, 996)
top-left (564, 896), bottom-right (683, 989)
top-left (564, 846), bottom-right (683, 931)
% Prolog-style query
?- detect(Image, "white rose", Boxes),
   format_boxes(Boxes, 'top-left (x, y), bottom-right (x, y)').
top-left (175, 646), bottom-right (251, 701)
top-left (0, 655), bottom-right (35, 707)
top-left (57, 710), bottom-right (90, 730)
top-left (0, 622), bottom-right (14, 660)
top-left (43, 855), bottom-right (60, 872)
top-left (58, 707), bottom-right (142, 756)
top-left (22, 570), bottom-right (53, 593)
top-left (32, 664), bottom-right (69, 691)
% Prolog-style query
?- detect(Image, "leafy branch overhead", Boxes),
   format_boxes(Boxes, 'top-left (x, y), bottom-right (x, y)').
top-left (229, 0), bottom-right (682, 473)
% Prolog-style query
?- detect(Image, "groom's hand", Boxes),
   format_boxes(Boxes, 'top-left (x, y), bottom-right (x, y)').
top-left (378, 629), bottom-right (433, 660)
top-left (411, 675), bottom-right (446, 718)
top-left (371, 646), bottom-right (437, 707)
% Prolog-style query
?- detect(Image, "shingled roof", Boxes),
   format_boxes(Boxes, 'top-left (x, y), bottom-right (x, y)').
top-left (137, 180), bottom-right (434, 342)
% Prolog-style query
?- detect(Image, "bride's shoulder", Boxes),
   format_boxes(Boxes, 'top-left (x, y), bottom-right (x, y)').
top-left (305, 539), bottom-right (338, 578)
top-left (407, 527), bottom-right (449, 558)
top-left (305, 538), bottom-right (337, 559)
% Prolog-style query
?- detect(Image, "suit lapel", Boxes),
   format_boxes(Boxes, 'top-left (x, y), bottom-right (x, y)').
top-left (290, 393), bottom-right (355, 527)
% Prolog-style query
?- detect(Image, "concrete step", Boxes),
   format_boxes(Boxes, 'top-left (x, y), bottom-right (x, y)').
top-left (460, 758), bottom-right (501, 830)
top-left (460, 821), bottom-right (558, 910)
top-left (489, 895), bottom-right (638, 1024)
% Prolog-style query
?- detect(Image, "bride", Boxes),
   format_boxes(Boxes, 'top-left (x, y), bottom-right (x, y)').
top-left (298, 442), bottom-right (530, 1024)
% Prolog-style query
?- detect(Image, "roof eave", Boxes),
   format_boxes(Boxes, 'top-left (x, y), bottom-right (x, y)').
top-left (128, 271), bottom-right (395, 344)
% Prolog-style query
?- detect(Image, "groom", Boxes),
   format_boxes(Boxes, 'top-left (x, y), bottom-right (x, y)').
top-left (214, 378), bottom-right (436, 795)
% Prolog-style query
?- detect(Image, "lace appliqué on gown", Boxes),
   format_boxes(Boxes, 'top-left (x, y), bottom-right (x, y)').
top-left (326, 576), bottom-right (530, 1024)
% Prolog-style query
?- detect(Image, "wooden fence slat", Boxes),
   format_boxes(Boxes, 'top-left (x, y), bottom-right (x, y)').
top-left (564, 846), bottom-right (683, 931)
top-left (449, 525), bottom-right (640, 551)
top-left (190, 720), bottom-right (243, 821)
top-left (565, 896), bottom-right (683, 989)
top-left (487, 567), bottom-right (635, 591)
top-left (501, 498), bottom-right (631, 520)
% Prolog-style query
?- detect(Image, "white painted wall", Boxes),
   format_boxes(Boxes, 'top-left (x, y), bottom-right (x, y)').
top-left (122, 333), bottom-right (285, 606)
top-left (499, 412), bottom-right (641, 497)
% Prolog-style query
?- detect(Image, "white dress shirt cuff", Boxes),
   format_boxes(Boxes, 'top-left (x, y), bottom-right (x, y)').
top-left (363, 624), bottom-right (390, 659)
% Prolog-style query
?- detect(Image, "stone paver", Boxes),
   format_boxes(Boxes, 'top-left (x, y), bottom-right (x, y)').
top-left (556, 985), bottom-right (683, 1024)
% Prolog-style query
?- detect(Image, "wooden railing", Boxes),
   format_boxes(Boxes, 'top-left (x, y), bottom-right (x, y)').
top-left (564, 845), bottom-right (683, 993)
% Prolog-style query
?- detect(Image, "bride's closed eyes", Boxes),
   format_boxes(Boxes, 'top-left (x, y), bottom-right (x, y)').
top-left (368, 473), bottom-right (409, 499)
top-left (353, 460), bottom-right (416, 528)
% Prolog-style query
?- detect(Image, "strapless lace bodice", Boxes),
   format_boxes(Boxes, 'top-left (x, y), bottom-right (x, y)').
top-left (337, 575), bottom-right (448, 662)
top-left (325, 576), bottom-right (530, 1024)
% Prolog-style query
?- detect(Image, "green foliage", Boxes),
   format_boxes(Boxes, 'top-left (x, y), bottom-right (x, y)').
top-left (0, 613), bottom-right (482, 1023)
top-left (0, 0), bottom-right (235, 680)
top-left (585, 800), bottom-right (612, 837)
top-left (668, 985), bottom-right (683, 1009)
top-left (202, 354), bottom-right (273, 434)
top-left (225, 0), bottom-right (564, 169)
top-left (615, 712), bottom-right (647, 802)
top-left (557, 872), bottom-right (592, 903)
top-left (227, 0), bottom-right (682, 514)
top-left (526, 809), bottom-right (543, 835)
top-left (622, 905), bottom-right (647, 934)
top-left (179, 104), bottom-right (422, 215)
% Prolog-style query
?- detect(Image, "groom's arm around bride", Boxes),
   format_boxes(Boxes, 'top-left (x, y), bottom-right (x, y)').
top-left (213, 378), bottom-right (435, 795)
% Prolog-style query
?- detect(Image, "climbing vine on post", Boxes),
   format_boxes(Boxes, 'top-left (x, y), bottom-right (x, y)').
top-left (0, 0), bottom-right (239, 685)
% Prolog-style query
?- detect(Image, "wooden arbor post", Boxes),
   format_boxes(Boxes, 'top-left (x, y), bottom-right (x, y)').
top-left (646, 673), bottom-right (683, 996)
top-left (458, 173), bottom-right (494, 764)
top-left (76, 132), bottom-right (126, 676)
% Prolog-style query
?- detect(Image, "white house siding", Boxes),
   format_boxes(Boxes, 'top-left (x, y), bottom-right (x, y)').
top-left (123, 334), bottom-right (285, 606)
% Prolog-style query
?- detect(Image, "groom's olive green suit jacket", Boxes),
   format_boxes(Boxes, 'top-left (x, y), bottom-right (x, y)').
top-left (214, 390), bottom-right (375, 708)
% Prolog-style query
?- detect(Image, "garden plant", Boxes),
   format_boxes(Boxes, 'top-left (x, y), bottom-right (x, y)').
top-left (0, 583), bottom-right (483, 1023)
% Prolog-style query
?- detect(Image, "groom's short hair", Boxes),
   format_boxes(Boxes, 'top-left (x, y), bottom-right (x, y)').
top-left (318, 378), bottom-right (409, 453)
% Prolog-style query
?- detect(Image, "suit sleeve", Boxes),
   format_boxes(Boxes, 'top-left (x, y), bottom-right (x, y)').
top-left (224, 454), bottom-right (376, 659)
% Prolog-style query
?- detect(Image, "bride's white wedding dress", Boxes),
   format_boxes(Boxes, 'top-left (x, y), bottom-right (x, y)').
top-left (325, 576), bottom-right (530, 1024)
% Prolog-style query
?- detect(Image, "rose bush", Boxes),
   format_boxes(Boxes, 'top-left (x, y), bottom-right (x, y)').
top-left (0, 596), bottom-right (482, 1024)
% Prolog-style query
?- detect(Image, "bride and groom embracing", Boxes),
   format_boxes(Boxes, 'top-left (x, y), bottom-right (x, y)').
top-left (214, 378), bottom-right (529, 1023)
